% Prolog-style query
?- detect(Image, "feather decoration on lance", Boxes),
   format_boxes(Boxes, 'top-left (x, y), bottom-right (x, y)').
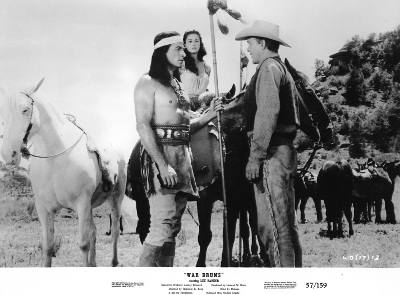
top-left (240, 47), bottom-right (249, 70)
top-left (217, 18), bottom-right (229, 35)
top-left (207, 0), bottom-right (227, 15)
top-left (206, 0), bottom-right (249, 268)
top-left (208, 0), bottom-right (247, 24)
top-left (225, 8), bottom-right (245, 23)
top-left (211, 0), bottom-right (248, 35)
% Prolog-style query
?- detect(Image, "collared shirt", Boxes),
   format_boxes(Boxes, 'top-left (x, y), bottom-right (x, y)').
top-left (248, 52), bottom-right (284, 163)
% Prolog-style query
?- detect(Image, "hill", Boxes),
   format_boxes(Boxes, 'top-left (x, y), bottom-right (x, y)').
top-left (305, 25), bottom-right (400, 159)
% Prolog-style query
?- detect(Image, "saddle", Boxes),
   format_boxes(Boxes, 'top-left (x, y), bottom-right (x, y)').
top-left (191, 121), bottom-right (221, 191)
top-left (65, 114), bottom-right (117, 192)
top-left (86, 139), bottom-right (118, 193)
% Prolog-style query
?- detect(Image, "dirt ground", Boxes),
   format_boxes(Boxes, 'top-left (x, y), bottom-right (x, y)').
top-left (1, 192), bottom-right (400, 268)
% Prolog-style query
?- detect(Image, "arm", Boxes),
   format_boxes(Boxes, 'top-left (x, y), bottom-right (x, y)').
top-left (194, 63), bottom-right (211, 96)
top-left (204, 63), bottom-right (211, 76)
top-left (134, 77), bottom-right (177, 187)
top-left (189, 97), bottom-right (222, 133)
top-left (249, 61), bottom-right (281, 162)
top-left (246, 61), bottom-right (281, 180)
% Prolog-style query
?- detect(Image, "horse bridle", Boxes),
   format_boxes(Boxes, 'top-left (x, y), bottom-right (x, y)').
top-left (19, 92), bottom-right (85, 159)
top-left (19, 92), bottom-right (35, 158)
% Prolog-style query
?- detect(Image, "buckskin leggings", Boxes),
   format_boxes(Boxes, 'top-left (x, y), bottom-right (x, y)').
top-left (253, 144), bottom-right (302, 267)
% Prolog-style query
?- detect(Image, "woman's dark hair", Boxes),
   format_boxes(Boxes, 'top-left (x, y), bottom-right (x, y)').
top-left (149, 31), bottom-right (181, 86)
top-left (183, 30), bottom-right (207, 75)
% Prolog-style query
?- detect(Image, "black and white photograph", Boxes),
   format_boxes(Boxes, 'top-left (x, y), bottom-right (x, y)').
top-left (0, 0), bottom-right (399, 293)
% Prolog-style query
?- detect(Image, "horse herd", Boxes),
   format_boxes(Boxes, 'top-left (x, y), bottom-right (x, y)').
top-left (0, 80), bottom-right (398, 267)
top-left (296, 159), bottom-right (397, 240)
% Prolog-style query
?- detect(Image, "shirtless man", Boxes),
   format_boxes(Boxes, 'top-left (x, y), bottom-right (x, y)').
top-left (134, 31), bottom-right (222, 267)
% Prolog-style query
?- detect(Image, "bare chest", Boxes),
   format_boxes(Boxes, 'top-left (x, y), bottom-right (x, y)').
top-left (152, 84), bottom-right (191, 125)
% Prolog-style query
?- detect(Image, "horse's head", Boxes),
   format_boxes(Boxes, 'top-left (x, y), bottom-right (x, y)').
top-left (196, 84), bottom-right (247, 134)
top-left (1, 79), bottom-right (44, 165)
top-left (220, 89), bottom-right (248, 135)
top-left (197, 84), bottom-right (236, 109)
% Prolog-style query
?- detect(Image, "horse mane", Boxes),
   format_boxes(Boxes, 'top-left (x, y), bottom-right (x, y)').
top-left (284, 58), bottom-right (335, 148)
top-left (296, 71), bottom-right (310, 86)
top-left (284, 59), bottom-right (309, 86)
top-left (34, 97), bottom-right (68, 126)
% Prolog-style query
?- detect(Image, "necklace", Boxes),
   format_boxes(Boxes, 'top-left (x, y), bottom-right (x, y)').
top-left (170, 78), bottom-right (190, 110)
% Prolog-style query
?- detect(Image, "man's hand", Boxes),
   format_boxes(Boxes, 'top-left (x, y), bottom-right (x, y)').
top-left (158, 164), bottom-right (178, 188)
top-left (246, 158), bottom-right (261, 182)
top-left (205, 97), bottom-right (224, 120)
top-left (210, 96), bottom-right (224, 112)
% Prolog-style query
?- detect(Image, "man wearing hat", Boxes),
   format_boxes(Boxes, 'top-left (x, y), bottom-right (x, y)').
top-left (134, 31), bottom-right (222, 266)
top-left (235, 20), bottom-right (302, 267)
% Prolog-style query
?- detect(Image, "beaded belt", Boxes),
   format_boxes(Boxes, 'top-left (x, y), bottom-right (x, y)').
top-left (152, 124), bottom-right (190, 146)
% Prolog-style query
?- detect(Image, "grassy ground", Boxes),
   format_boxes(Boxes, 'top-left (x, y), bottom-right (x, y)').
top-left (1, 162), bottom-right (400, 268)
top-left (1, 192), bottom-right (399, 268)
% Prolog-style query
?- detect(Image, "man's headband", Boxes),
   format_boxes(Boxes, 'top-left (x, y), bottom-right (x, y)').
top-left (153, 35), bottom-right (182, 50)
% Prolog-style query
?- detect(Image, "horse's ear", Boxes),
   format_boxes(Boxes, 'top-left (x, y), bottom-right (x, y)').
top-left (284, 58), bottom-right (299, 80)
top-left (31, 78), bottom-right (45, 94)
top-left (226, 84), bottom-right (236, 100)
top-left (26, 78), bottom-right (45, 96)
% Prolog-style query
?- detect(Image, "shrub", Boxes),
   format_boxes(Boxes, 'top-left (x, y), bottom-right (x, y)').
top-left (369, 69), bottom-right (393, 93)
top-left (364, 90), bottom-right (380, 107)
top-left (338, 119), bottom-right (350, 135)
top-left (362, 62), bottom-right (373, 78)
top-left (295, 132), bottom-right (314, 151)
top-left (327, 76), bottom-right (344, 88)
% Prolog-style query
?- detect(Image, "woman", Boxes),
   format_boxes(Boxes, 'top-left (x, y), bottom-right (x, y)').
top-left (181, 30), bottom-right (211, 111)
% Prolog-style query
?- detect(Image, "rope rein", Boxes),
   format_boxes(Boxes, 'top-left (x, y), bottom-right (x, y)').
top-left (21, 132), bottom-right (85, 159)
top-left (185, 206), bottom-right (199, 227)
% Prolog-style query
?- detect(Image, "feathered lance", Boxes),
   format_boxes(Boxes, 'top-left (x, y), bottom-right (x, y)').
top-left (207, 0), bottom-right (230, 267)
top-left (207, 0), bottom-right (247, 267)
top-left (209, 1), bottom-right (284, 267)
top-left (237, 41), bottom-right (248, 267)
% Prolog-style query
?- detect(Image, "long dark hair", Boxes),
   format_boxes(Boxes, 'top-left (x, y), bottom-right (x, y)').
top-left (149, 31), bottom-right (181, 86)
top-left (183, 30), bottom-right (207, 75)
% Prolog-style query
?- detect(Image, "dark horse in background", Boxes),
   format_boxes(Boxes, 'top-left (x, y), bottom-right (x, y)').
top-left (295, 170), bottom-right (323, 224)
top-left (317, 159), bottom-right (354, 239)
top-left (352, 166), bottom-right (396, 224)
top-left (287, 57), bottom-right (333, 225)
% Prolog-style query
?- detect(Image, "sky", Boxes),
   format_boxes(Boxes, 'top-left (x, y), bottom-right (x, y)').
top-left (1, 0), bottom-right (399, 161)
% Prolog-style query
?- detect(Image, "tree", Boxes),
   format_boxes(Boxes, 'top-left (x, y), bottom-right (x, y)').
top-left (348, 117), bottom-right (366, 158)
top-left (345, 68), bottom-right (366, 106)
top-left (314, 59), bottom-right (329, 78)
top-left (393, 62), bottom-right (400, 83)
top-left (382, 26), bottom-right (400, 72)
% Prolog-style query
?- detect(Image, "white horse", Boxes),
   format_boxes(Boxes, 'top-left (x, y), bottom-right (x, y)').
top-left (0, 80), bottom-right (126, 267)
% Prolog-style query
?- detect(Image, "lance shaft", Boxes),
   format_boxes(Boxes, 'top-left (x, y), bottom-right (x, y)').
top-left (208, 13), bottom-right (231, 267)
top-left (238, 40), bottom-right (243, 267)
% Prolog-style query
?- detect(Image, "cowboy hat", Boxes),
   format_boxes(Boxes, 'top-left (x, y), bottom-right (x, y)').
top-left (235, 20), bottom-right (291, 47)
